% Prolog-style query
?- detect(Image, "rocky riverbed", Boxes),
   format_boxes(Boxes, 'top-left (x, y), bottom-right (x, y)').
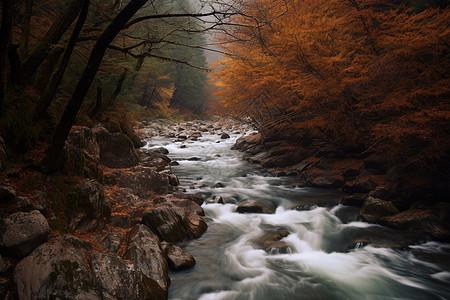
top-left (1, 117), bottom-right (448, 299)
top-left (0, 118), bottom-right (241, 299)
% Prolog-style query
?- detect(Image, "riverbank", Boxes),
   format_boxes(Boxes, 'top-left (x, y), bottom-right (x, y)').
top-left (0, 118), bottom-right (240, 299)
top-left (232, 132), bottom-right (450, 242)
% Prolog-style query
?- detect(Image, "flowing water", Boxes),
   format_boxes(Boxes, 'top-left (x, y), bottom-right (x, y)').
top-left (146, 132), bottom-right (450, 300)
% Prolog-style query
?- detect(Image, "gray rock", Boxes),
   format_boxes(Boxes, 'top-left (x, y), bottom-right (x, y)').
top-left (168, 174), bottom-right (179, 186)
top-left (103, 232), bottom-right (122, 253)
top-left (14, 236), bottom-right (99, 300)
top-left (161, 242), bottom-right (196, 270)
top-left (171, 198), bottom-right (205, 216)
top-left (359, 196), bottom-right (399, 223)
top-left (66, 126), bottom-right (101, 162)
top-left (123, 225), bottom-right (170, 290)
top-left (0, 210), bottom-right (50, 258)
top-left (368, 186), bottom-right (396, 200)
top-left (142, 205), bottom-right (207, 243)
top-left (341, 193), bottom-right (367, 207)
top-left (207, 195), bottom-right (224, 204)
top-left (100, 133), bottom-right (140, 168)
top-left (91, 252), bottom-right (166, 300)
top-left (69, 179), bottom-right (111, 231)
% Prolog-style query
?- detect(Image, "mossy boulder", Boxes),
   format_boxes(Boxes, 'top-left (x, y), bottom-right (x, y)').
top-left (359, 196), bottom-right (399, 223)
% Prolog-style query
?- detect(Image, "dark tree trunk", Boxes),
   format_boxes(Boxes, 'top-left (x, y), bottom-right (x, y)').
top-left (20, 0), bottom-right (83, 84)
top-left (146, 87), bottom-right (156, 108)
top-left (37, 0), bottom-right (90, 121)
top-left (109, 67), bottom-right (127, 104)
top-left (0, 0), bottom-right (14, 115)
top-left (42, 0), bottom-right (149, 173)
top-left (18, 0), bottom-right (33, 58)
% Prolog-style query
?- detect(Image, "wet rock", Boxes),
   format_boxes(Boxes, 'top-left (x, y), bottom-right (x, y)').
top-left (359, 196), bottom-right (399, 223)
top-left (220, 133), bottom-right (230, 139)
top-left (170, 161), bottom-right (180, 166)
top-left (292, 204), bottom-right (318, 211)
top-left (172, 192), bottom-right (204, 206)
top-left (215, 182), bottom-right (225, 188)
top-left (161, 242), bottom-right (196, 270)
top-left (100, 133), bottom-right (140, 168)
top-left (168, 174), bottom-right (179, 186)
top-left (92, 252), bottom-right (166, 300)
top-left (251, 230), bottom-right (290, 251)
top-left (123, 225), bottom-right (170, 290)
top-left (172, 198), bottom-right (205, 216)
top-left (139, 148), bottom-right (171, 171)
top-left (341, 193), bottom-right (367, 207)
top-left (142, 205), bottom-right (207, 243)
top-left (380, 210), bottom-right (450, 241)
top-left (237, 199), bottom-right (275, 214)
top-left (267, 241), bottom-right (293, 255)
top-left (0, 210), bottom-right (50, 258)
top-left (207, 195), bottom-right (224, 204)
top-left (188, 157), bottom-right (200, 161)
top-left (14, 236), bottom-right (98, 299)
top-left (103, 231), bottom-right (122, 253)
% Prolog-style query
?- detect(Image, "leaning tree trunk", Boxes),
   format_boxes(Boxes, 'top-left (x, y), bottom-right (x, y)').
top-left (37, 0), bottom-right (90, 121)
top-left (42, 0), bottom-right (149, 173)
top-left (20, 0), bottom-right (83, 84)
top-left (0, 0), bottom-right (14, 116)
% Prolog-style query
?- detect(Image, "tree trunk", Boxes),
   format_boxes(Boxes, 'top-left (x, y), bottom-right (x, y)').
top-left (42, 0), bottom-right (149, 173)
top-left (109, 67), bottom-right (127, 104)
top-left (20, 0), bottom-right (83, 84)
top-left (0, 0), bottom-right (14, 116)
top-left (18, 0), bottom-right (33, 58)
top-left (37, 0), bottom-right (90, 121)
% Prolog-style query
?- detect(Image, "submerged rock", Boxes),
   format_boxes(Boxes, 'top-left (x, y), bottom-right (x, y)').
top-left (236, 199), bottom-right (275, 214)
top-left (0, 210), bottom-right (50, 258)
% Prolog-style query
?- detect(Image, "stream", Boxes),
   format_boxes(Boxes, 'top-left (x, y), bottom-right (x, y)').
top-left (146, 132), bottom-right (450, 300)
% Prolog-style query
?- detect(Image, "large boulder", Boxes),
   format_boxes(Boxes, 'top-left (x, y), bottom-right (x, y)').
top-left (100, 133), bottom-right (140, 168)
top-left (142, 205), bottom-right (207, 243)
top-left (14, 236), bottom-right (98, 300)
top-left (105, 166), bottom-right (169, 198)
top-left (123, 225), bottom-right (170, 290)
top-left (359, 196), bottom-right (399, 223)
top-left (232, 133), bottom-right (263, 154)
top-left (341, 193), bottom-right (367, 207)
top-left (91, 253), bottom-right (166, 300)
top-left (380, 210), bottom-right (450, 241)
top-left (68, 179), bottom-right (111, 231)
top-left (0, 210), bottom-right (50, 258)
top-left (66, 126), bottom-right (101, 162)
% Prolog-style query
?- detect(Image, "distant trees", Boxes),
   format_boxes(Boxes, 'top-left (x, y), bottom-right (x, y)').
top-left (215, 0), bottom-right (450, 166)
top-left (0, 0), bottom-right (245, 171)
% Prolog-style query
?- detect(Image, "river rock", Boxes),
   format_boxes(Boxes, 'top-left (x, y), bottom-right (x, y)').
top-left (267, 241), bottom-right (293, 254)
top-left (0, 210), bottom-right (50, 258)
top-left (68, 179), bottom-right (110, 231)
top-left (161, 242), bottom-right (196, 270)
top-left (220, 133), bottom-right (230, 139)
top-left (100, 133), bottom-right (140, 168)
top-left (106, 166), bottom-right (169, 198)
top-left (368, 185), bottom-right (396, 200)
top-left (359, 196), bottom-right (399, 223)
top-left (380, 210), bottom-right (450, 241)
top-left (341, 193), bottom-right (367, 207)
top-left (207, 195), bottom-right (224, 204)
top-left (142, 205), bottom-right (207, 243)
top-left (232, 133), bottom-right (263, 154)
top-left (251, 230), bottom-right (290, 250)
top-left (171, 198), bottom-right (205, 216)
top-left (168, 174), bottom-right (180, 186)
top-left (91, 252), bottom-right (166, 300)
top-left (14, 236), bottom-right (98, 299)
top-left (172, 192), bottom-right (204, 206)
top-left (123, 225), bottom-right (170, 290)
top-left (237, 199), bottom-right (275, 214)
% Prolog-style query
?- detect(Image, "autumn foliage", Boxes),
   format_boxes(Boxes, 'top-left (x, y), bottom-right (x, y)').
top-left (215, 0), bottom-right (450, 167)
